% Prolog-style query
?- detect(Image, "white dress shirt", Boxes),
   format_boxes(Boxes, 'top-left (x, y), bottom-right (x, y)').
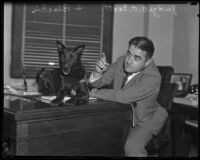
top-left (125, 72), bottom-right (140, 85)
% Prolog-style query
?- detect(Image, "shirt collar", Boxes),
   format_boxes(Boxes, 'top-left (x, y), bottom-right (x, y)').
top-left (127, 72), bottom-right (140, 79)
top-left (124, 72), bottom-right (141, 85)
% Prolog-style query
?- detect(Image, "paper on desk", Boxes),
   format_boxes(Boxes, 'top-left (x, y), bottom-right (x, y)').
top-left (39, 96), bottom-right (97, 104)
top-left (41, 96), bottom-right (97, 100)
top-left (23, 91), bottom-right (41, 96)
top-left (185, 94), bottom-right (198, 106)
top-left (4, 84), bottom-right (41, 96)
top-left (173, 97), bottom-right (198, 107)
top-left (39, 96), bottom-right (70, 104)
top-left (89, 97), bottom-right (97, 100)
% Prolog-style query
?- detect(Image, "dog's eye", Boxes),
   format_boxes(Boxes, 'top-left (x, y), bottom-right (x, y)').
top-left (70, 55), bottom-right (75, 59)
top-left (61, 54), bottom-right (66, 59)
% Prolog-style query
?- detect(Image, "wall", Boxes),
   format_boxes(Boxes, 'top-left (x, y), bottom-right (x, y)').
top-left (148, 4), bottom-right (175, 66)
top-left (4, 3), bottom-right (199, 86)
top-left (112, 4), bottom-right (176, 65)
top-left (172, 4), bottom-right (199, 84)
top-left (112, 4), bottom-right (146, 62)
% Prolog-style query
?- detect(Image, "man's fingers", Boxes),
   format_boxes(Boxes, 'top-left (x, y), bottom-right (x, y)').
top-left (98, 61), bottom-right (105, 68)
top-left (101, 52), bottom-right (106, 58)
top-left (101, 58), bottom-right (107, 66)
top-left (95, 52), bottom-right (109, 73)
top-left (97, 59), bottom-right (106, 68)
top-left (100, 52), bottom-right (109, 66)
top-left (97, 62), bottom-right (106, 71)
top-left (100, 52), bottom-right (105, 58)
top-left (100, 52), bottom-right (106, 61)
top-left (101, 52), bottom-right (107, 61)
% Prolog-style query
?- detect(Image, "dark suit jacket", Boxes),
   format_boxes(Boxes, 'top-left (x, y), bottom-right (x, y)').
top-left (90, 55), bottom-right (168, 136)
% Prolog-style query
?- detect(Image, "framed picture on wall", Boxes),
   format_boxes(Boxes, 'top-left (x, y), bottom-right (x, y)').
top-left (170, 73), bottom-right (192, 97)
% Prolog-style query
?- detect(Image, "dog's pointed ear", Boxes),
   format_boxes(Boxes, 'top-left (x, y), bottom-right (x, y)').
top-left (75, 45), bottom-right (85, 55)
top-left (56, 40), bottom-right (65, 52)
top-left (36, 68), bottom-right (45, 82)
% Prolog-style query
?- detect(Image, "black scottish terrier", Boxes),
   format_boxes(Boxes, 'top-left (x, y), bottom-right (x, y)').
top-left (36, 41), bottom-right (89, 106)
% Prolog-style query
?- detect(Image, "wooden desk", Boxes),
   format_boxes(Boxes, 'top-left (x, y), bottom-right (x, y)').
top-left (171, 97), bottom-right (198, 157)
top-left (3, 95), bottom-right (132, 156)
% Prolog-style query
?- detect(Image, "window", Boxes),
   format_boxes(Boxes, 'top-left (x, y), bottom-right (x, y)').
top-left (11, 3), bottom-right (113, 78)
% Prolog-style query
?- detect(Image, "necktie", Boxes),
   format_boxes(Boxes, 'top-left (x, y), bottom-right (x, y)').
top-left (121, 74), bottom-right (130, 89)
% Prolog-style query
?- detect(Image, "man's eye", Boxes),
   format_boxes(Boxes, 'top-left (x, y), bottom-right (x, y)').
top-left (135, 57), bottom-right (139, 61)
top-left (134, 56), bottom-right (141, 61)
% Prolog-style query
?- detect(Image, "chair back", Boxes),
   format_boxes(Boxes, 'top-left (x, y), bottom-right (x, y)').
top-left (157, 66), bottom-right (174, 83)
top-left (157, 82), bottom-right (178, 113)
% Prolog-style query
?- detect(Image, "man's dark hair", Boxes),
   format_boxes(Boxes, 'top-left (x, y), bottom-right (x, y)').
top-left (128, 37), bottom-right (155, 60)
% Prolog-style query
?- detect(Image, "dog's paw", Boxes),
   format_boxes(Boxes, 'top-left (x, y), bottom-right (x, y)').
top-left (65, 98), bottom-right (76, 105)
top-left (51, 98), bottom-right (63, 106)
top-left (65, 97), bottom-right (88, 105)
top-left (76, 99), bottom-right (88, 105)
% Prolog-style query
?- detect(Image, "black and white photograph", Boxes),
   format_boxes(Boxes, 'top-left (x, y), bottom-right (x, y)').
top-left (170, 73), bottom-right (192, 96)
top-left (3, 2), bottom-right (199, 157)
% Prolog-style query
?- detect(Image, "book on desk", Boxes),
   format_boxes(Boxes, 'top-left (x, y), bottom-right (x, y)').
top-left (173, 94), bottom-right (198, 108)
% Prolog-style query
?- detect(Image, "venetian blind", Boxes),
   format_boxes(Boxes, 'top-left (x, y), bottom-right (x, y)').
top-left (11, 3), bottom-right (113, 78)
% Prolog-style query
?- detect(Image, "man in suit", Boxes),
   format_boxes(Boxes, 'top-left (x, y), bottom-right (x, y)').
top-left (88, 37), bottom-right (168, 157)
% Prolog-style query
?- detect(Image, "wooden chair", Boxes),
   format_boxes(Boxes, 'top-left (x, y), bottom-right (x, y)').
top-left (146, 82), bottom-right (178, 157)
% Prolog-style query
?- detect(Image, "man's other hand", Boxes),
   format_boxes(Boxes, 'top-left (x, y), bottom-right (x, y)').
top-left (89, 88), bottom-right (98, 97)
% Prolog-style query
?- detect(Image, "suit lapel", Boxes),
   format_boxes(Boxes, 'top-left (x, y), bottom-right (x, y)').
top-left (115, 69), bottom-right (126, 89)
top-left (114, 56), bottom-right (127, 89)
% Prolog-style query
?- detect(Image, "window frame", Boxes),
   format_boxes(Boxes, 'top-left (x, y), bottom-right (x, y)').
top-left (11, 3), bottom-right (113, 78)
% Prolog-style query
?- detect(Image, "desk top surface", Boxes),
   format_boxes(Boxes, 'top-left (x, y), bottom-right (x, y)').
top-left (173, 97), bottom-right (198, 108)
top-left (4, 94), bottom-right (131, 121)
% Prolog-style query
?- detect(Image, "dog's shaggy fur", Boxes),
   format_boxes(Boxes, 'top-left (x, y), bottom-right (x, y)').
top-left (36, 41), bottom-right (89, 105)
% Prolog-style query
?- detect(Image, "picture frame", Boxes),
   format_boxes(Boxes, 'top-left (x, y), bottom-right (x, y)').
top-left (170, 73), bottom-right (192, 97)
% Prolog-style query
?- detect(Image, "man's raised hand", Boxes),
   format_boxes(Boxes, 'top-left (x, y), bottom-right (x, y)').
top-left (95, 52), bottom-right (109, 73)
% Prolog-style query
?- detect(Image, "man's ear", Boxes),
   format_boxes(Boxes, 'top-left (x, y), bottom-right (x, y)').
top-left (75, 45), bottom-right (85, 55)
top-left (145, 58), bottom-right (152, 67)
top-left (56, 40), bottom-right (65, 52)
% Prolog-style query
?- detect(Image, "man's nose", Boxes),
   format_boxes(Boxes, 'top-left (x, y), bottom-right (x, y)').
top-left (127, 56), bottom-right (134, 64)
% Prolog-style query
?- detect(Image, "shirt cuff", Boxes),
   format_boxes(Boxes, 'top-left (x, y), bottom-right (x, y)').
top-left (89, 72), bottom-right (102, 83)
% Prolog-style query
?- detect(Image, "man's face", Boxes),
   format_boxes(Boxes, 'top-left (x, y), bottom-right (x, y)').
top-left (124, 45), bottom-right (151, 74)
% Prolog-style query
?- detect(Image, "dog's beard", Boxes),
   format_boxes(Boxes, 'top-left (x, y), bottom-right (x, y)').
top-left (61, 66), bottom-right (70, 75)
top-left (62, 70), bottom-right (69, 75)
